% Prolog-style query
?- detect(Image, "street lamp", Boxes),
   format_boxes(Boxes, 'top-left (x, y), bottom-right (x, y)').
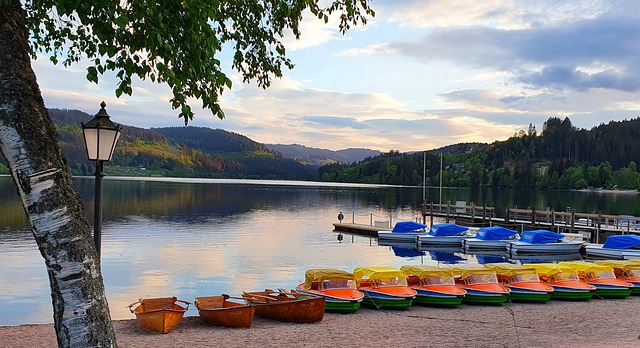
top-left (82, 101), bottom-right (122, 259)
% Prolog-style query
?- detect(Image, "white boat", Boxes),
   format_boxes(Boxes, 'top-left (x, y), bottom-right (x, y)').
top-left (462, 226), bottom-right (518, 251)
top-left (507, 230), bottom-right (583, 255)
top-left (418, 223), bottom-right (475, 247)
top-left (378, 221), bottom-right (428, 242)
top-left (585, 234), bottom-right (640, 260)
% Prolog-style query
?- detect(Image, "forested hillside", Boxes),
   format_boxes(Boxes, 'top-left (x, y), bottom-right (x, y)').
top-left (265, 144), bottom-right (382, 166)
top-left (47, 109), bottom-right (314, 178)
top-left (315, 117), bottom-right (640, 190)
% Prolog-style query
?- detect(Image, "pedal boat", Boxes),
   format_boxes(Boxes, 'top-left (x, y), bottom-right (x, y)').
top-left (295, 268), bottom-right (364, 313)
top-left (353, 266), bottom-right (416, 310)
top-left (418, 223), bottom-right (475, 247)
top-left (401, 265), bottom-right (466, 308)
top-left (449, 266), bottom-right (510, 305)
top-left (594, 260), bottom-right (640, 295)
top-left (524, 263), bottom-right (596, 301)
top-left (484, 263), bottom-right (554, 303)
top-left (560, 261), bottom-right (634, 299)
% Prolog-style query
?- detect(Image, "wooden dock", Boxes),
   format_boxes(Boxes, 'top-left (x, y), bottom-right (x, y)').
top-left (333, 223), bottom-right (389, 237)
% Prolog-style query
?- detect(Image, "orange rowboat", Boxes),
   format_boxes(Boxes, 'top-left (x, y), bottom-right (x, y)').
top-left (243, 289), bottom-right (324, 323)
top-left (195, 295), bottom-right (255, 328)
top-left (127, 297), bottom-right (191, 334)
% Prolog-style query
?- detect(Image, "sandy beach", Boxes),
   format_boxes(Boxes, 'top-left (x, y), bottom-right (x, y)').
top-left (1, 297), bottom-right (639, 348)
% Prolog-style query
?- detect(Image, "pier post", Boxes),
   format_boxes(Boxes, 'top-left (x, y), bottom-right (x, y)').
top-left (482, 203), bottom-right (486, 225)
top-left (570, 209), bottom-right (576, 232)
top-left (505, 207), bottom-right (510, 224)
top-left (446, 201), bottom-right (451, 223)
top-left (596, 212), bottom-right (602, 244)
top-left (550, 209), bottom-right (555, 228)
top-left (471, 202), bottom-right (476, 220)
top-left (430, 202), bottom-right (434, 227)
top-left (370, 213), bottom-right (372, 226)
top-left (531, 207), bottom-right (536, 227)
top-left (352, 212), bottom-right (355, 224)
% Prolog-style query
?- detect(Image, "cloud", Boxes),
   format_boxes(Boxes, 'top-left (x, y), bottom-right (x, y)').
top-left (381, 0), bottom-right (610, 30)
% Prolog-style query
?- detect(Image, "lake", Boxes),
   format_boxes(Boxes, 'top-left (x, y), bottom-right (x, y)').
top-left (0, 175), bottom-right (637, 326)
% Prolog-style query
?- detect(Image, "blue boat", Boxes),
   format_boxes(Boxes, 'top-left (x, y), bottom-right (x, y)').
top-left (507, 230), bottom-right (583, 255)
top-left (462, 226), bottom-right (518, 251)
top-left (585, 234), bottom-right (640, 260)
top-left (378, 221), bottom-right (428, 242)
top-left (417, 223), bottom-right (474, 247)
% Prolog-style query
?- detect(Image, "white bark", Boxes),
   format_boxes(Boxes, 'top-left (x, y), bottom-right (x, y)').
top-left (0, 1), bottom-right (118, 346)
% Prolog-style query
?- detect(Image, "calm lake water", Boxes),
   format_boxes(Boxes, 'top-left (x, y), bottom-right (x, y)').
top-left (0, 175), bottom-right (638, 326)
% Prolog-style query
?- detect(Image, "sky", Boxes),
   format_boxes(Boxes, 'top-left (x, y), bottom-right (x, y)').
top-left (32, 0), bottom-right (640, 153)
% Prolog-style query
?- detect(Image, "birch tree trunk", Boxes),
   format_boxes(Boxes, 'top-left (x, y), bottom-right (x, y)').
top-left (0, 1), bottom-right (117, 346)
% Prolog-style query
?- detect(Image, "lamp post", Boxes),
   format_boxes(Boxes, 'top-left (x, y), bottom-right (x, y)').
top-left (82, 101), bottom-right (122, 259)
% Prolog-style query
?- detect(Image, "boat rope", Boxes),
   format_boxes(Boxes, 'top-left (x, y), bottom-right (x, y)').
top-left (364, 290), bottom-right (381, 310)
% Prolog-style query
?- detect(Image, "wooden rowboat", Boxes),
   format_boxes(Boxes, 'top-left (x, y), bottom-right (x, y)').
top-left (127, 297), bottom-right (191, 334)
top-left (195, 295), bottom-right (255, 328)
top-left (243, 289), bottom-right (324, 323)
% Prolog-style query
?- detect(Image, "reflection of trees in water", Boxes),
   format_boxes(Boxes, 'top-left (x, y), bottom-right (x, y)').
top-left (0, 177), bottom-right (28, 229)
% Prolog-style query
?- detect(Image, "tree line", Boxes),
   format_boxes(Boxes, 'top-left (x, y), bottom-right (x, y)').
top-left (314, 117), bottom-right (640, 190)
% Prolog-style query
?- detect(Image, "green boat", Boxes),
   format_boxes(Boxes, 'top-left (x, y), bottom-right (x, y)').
top-left (560, 261), bottom-right (634, 299)
top-left (449, 266), bottom-right (510, 305)
top-left (484, 263), bottom-right (554, 304)
top-left (595, 260), bottom-right (640, 295)
top-left (401, 265), bottom-right (466, 308)
top-left (360, 295), bottom-right (414, 310)
top-left (548, 286), bottom-right (594, 301)
top-left (354, 266), bottom-right (417, 310)
top-left (296, 268), bottom-right (364, 314)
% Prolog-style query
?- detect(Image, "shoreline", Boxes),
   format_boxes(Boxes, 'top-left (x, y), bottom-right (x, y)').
top-left (2, 298), bottom-right (639, 348)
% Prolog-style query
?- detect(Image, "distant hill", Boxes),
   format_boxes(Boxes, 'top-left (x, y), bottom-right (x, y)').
top-left (266, 144), bottom-right (381, 166)
top-left (48, 109), bottom-right (315, 178)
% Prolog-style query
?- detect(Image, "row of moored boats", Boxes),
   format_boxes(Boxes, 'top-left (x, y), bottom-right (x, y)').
top-left (129, 260), bottom-right (640, 333)
top-left (378, 221), bottom-right (640, 259)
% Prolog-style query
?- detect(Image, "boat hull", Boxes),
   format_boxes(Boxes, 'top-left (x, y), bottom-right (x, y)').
top-left (506, 287), bottom-right (552, 303)
top-left (549, 284), bottom-right (594, 301)
top-left (590, 284), bottom-right (633, 299)
top-left (244, 291), bottom-right (325, 323)
top-left (585, 245), bottom-right (640, 260)
top-left (461, 290), bottom-right (507, 305)
top-left (462, 238), bottom-right (510, 251)
top-left (195, 296), bottom-right (255, 328)
top-left (378, 231), bottom-right (425, 242)
top-left (418, 235), bottom-right (468, 246)
top-left (412, 288), bottom-right (464, 308)
top-left (507, 241), bottom-right (583, 255)
top-left (128, 297), bottom-right (189, 334)
top-left (360, 290), bottom-right (414, 310)
top-left (295, 287), bottom-right (362, 314)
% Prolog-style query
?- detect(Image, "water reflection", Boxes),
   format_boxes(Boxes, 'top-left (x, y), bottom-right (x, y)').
top-left (0, 176), bottom-right (619, 325)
